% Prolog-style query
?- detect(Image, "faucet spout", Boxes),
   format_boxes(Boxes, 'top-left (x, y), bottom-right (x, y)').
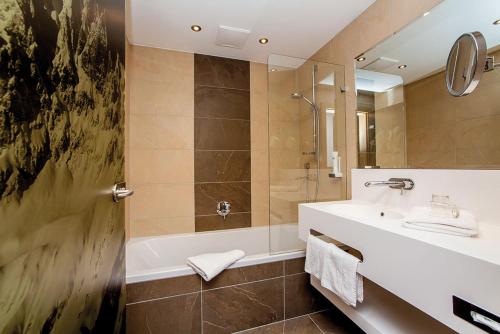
top-left (364, 180), bottom-right (405, 188)
top-left (364, 178), bottom-right (415, 191)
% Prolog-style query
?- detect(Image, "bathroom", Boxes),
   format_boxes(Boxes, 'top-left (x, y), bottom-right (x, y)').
top-left (1, 0), bottom-right (500, 333)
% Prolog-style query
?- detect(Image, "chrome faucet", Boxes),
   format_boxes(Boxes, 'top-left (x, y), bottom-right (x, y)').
top-left (364, 178), bottom-right (414, 194)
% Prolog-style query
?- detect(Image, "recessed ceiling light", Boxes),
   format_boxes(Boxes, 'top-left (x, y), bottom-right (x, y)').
top-left (271, 68), bottom-right (277, 72)
top-left (423, 11), bottom-right (430, 17)
top-left (356, 56), bottom-right (366, 62)
top-left (398, 64), bottom-right (407, 69)
top-left (259, 37), bottom-right (269, 45)
top-left (494, 19), bottom-right (500, 25)
top-left (191, 25), bottom-right (202, 32)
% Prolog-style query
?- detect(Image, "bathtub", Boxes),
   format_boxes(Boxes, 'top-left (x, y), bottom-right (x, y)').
top-left (126, 224), bottom-right (305, 283)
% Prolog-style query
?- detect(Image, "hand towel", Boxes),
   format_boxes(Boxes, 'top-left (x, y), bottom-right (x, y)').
top-left (403, 206), bottom-right (478, 237)
top-left (187, 250), bottom-right (245, 281)
top-left (304, 235), bottom-right (328, 279)
top-left (320, 243), bottom-right (363, 307)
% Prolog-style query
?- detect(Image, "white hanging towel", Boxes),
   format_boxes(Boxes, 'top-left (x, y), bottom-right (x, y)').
top-left (403, 206), bottom-right (478, 237)
top-left (187, 250), bottom-right (245, 281)
top-left (320, 243), bottom-right (363, 307)
top-left (304, 234), bottom-right (328, 279)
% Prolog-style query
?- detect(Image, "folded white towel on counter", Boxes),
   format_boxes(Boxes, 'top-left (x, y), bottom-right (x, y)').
top-left (403, 206), bottom-right (478, 237)
top-left (320, 243), bottom-right (363, 307)
top-left (305, 234), bottom-right (328, 279)
top-left (187, 250), bottom-right (245, 281)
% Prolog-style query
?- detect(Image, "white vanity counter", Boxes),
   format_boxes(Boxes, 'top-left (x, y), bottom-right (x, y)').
top-left (299, 169), bottom-right (500, 334)
top-left (302, 200), bottom-right (500, 267)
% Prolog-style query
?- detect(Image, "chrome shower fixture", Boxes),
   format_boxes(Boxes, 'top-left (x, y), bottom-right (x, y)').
top-left (290, 92), bottom-right (315, 108)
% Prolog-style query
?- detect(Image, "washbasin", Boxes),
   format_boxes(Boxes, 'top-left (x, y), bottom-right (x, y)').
top-left (315, 201), bottom-right (406, 221)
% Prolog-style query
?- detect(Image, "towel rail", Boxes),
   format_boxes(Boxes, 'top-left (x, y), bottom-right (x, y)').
top-left (309, 229), bottom-right (364, 262)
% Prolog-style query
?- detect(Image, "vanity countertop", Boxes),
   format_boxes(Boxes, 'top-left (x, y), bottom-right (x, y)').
top-left (302, 200), bottom-right (500, 267)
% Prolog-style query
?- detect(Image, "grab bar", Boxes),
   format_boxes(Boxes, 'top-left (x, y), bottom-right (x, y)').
top-left (310, 229), bottom-right (363, 262)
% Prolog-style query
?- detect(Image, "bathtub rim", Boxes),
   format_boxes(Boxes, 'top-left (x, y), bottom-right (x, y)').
top-left (126, 250), bottom-right (305, 284)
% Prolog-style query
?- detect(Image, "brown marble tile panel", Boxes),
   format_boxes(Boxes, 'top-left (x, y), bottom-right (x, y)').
top-left (195, 213), bottom-right (251, 232)
top-left (241, 316), bottom-right (323, 334)
top-left (284, 257), bottom-right (305, 275)
top-left (284, 316), bottom-right (322, 333)
top-left (203, 261), bottom-right (283, 290)
top-left (126, 293), bottom-right (201, 334)
top-left (126, 275), bottom-right (200, 304)
top-left (195, 54), bottom-right (250, 90)
top-left (194, 118), bottom-right (250, 150)
top-left (195, 182), bottom-right (251, 215)
top-left (195, 151), bottom-right (251, 182)
top-left (195, 86), bottom-right (250, 120)
top-left (202, 278), bottom-right (284, 333)
top-left (284, 273), bottom-right (330, 319)
top-left (240, 322), bottom-right (284, 333)
top-left (309, 308), bottom-right (364, 334)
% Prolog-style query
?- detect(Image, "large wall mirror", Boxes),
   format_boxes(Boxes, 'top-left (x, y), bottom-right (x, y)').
top-left (355, 0), bottom-right (500, 169)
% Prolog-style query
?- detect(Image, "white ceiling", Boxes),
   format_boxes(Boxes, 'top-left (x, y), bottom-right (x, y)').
top-left (126, 0), bottom-right (376, 63)
top-left (356, 0), bottom-right (500, 86)
top-left (356, 69), bottom-right (403, 92)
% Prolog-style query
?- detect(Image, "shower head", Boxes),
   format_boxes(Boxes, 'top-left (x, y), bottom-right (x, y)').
top-left (290, 92), bottom-right (314, 108)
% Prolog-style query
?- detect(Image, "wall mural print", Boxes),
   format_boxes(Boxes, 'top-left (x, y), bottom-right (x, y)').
top-left (0, 0), bottom-right (125, 332)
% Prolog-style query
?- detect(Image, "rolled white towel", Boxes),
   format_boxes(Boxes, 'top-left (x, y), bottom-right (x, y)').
top-left (187, 250), bottom-right (245, 281)
top-left (403, 206), bottom-right (478, 237)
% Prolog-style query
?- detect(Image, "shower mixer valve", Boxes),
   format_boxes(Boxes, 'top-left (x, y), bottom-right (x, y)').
top-left (217, 201), bottom-right (231, 220)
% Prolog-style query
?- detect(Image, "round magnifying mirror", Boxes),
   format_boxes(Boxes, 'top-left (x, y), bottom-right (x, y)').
top-left (445, 31), bottom-right (487, 97)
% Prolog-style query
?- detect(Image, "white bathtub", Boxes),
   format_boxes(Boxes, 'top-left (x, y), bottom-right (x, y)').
top-left (126, 224), bottom-right (305, 283)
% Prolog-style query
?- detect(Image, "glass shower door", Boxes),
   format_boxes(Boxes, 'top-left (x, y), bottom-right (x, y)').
top-left (267, 54), bottom-right (347, 254)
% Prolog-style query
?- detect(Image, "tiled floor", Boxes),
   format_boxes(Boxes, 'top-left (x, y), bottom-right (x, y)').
top-left (237, 308), bottom-right (364, 334)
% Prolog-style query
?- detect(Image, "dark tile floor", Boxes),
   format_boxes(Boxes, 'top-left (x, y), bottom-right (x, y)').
top-left (237, 308), bottom-right (364, 334)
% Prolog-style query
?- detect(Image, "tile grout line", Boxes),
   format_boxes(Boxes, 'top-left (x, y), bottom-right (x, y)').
top-left (194, 116), bottom-right (251, 122)
top-left (232, 320), bottom-right (284, 334)
top-left (308, 314), bottom-right (325, 334)
top-left (194, 84), bottom-right (250, 92)
top-left (283, 261), bottom-right (286, 324)
top-left (234, 312), bottom-right (321, 334)
top-left (202, 274), bottom-right (285, 292)
top-left (200, 278), bottom-right (204, 334)
top-left (126, 290), bottom-right (200, 305)
top-left (233, 309), bottom-right (329, 334)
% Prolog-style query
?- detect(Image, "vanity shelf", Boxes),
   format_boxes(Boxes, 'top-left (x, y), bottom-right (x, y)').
top-left (311, 276), bottom-right (453, 334)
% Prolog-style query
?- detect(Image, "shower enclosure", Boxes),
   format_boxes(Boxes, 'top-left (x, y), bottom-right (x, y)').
top-left (268, 55), bottom-right (347, 254)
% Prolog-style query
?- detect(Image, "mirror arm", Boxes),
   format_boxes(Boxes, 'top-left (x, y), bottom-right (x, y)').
top-left (485, 56), bottom-right (500, 72)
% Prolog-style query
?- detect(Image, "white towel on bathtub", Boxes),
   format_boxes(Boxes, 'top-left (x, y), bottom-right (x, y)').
top-left (187, 250), bottom-right (245, 281)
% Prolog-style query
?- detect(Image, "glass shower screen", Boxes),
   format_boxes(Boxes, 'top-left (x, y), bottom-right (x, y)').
top-left (267, 54), bottom-right (347, 254)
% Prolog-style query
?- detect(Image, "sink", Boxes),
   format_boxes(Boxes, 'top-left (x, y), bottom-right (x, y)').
top-left (315, 201), bottom-right (406, 221)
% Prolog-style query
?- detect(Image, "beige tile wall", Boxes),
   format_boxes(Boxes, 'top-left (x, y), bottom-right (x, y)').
top-left (374, 86), bottom-right (406, 168)
top-left (405, 49), bottom-right (500, 168)
top-left (125, 41), bottom-right (131, 240)
top-left (250, 62), bottom-right (270, 227)
top-left (308, 0), bottom-right (443, 197)
top-left (127, 45), bottom-right (195, 237)
top-left (126, 46), bottom-right (271, 236)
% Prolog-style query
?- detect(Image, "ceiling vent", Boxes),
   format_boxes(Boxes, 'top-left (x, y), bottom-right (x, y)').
top-left (215, 25), bottom-right (250, 49)
top-left (363, 57), bottom-right (399, 71)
